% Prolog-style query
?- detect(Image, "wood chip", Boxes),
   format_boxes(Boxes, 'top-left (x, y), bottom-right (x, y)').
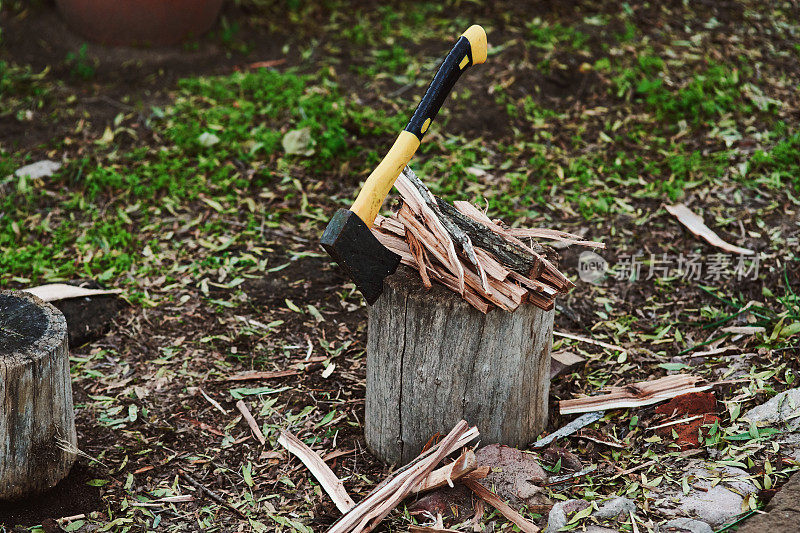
top-left (550, 350), bottom-right (586, 379)
top-left (463, 479), bottom-right (540, 533)
top-left (412, 450), bottom-right (477, 494)
top-left (23, 283), bottom-right (122, 302)
top-left (559, 375), bottom-right (712, 414)
top-left (278, 429), bottom-right (356, 514)
top-left (235, 400), bottom-right (266, 445)
top-left (665, 204), bottom-right (754, 255)
top-left (370, 168), bottom-right (576, 313)
top-left (328, 421), bottom-right (478, 533)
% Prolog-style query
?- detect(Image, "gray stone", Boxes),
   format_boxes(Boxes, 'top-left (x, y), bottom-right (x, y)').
top-left (544, 499), bottom-right (590, 533)
top-left (742, 388), bottom-right (800, 428)
top-left (658, 518), bottom-right (714, 533)
top-left (657, 461), bottom-right (757, 527)
top-left (584, 527), bottom-right (619, 533)
top-left (594, 496), bottom-right (636, 520)
top-left (14, 160), bottom-right (61, 180)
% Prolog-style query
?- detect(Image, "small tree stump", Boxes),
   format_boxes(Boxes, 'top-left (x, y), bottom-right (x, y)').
top-left (0, 290), bottom-right (77, 500)
top-left (366, 267), bottom-right (554, 464)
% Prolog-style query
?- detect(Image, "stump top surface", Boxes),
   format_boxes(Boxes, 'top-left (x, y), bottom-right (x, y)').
top-left (0, 291), bottom-right (64, 356)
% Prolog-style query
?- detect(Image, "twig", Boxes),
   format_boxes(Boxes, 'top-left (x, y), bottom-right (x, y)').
top-left (279, 429), bottom-right (356, 513)
top-left (55, 514), bottom-right (86, 524)
top-left (647, 415), bottom-right (705, 431)
top-left (199, 388), bottom-right (228, 415)
top-left (544, 465), bottom-right (598, 486)
top-left (236, 400), bottom-right (266, 445)
top-left (225, 370), bottom-right (299, 381)
top-left (178, 469), bottom-right (246, 518)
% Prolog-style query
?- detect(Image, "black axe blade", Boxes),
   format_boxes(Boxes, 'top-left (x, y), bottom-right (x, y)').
top-left (320, 208), bottom-right (401, 305)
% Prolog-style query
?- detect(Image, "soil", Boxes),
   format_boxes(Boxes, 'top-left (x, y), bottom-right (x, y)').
top-left (0, 1), bottom-right (286, 152)
top-left (51, 281), bottom-right (126, 348)
top-left (0, 464), bottom-right (102, 526)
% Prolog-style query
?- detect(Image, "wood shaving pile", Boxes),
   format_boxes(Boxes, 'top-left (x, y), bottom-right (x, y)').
top-left (371, 168), bottom-right (604, 313)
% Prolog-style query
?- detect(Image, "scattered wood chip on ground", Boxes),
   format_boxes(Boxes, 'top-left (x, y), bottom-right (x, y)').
top-left (560, 375), bottom-right (712, 414)
top-left (327, 420), bottom-right (478, 533)
top-left (278, 429), bottom-right (356, 514)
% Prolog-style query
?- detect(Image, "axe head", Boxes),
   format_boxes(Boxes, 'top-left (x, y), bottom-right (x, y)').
top-left (321, 208), bottom-right (401, 304)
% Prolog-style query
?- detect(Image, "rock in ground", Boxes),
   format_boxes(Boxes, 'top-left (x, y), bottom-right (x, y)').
top-left (594, 496), bottom-right (636, 520)
top-left (742, 388), bottom-right (800, 428)
top-left (656, 461), bottom-right (757, 527)
top-left (544, 499), bottom-right (589, 533)
top-left (476, 444), bottom-right (549, 507)
top-left (735, 472), bottom-right (800, 533)
top-left (14, 160), bottom-right (61, 180)
top-left (657, 518), bottom-right (714, 533)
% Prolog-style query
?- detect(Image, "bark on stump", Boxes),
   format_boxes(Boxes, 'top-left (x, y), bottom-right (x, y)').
top-left (366, 267), bottom-right (554, 464)
top-left (0, 290), bottom-right (77, 500)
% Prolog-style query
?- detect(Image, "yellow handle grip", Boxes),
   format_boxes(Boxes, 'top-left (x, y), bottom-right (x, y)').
top-left (350, 25), bottom-right (487, 226)
top-left (351, 131), bottom-right (420, 225)
top-left (462, 24), bottom-right (488, 65)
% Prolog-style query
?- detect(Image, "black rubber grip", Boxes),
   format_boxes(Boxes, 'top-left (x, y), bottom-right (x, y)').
top-left (404, 36), bottom-right (474, 140)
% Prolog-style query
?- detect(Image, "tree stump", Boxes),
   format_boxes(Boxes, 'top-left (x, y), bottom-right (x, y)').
top-left (0, 290), bottom-right (77, 500)
top-left (366, 267), bottom-right (554, 464)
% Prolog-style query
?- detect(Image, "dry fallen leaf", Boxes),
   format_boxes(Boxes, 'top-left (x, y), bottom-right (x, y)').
top-left (665, 204), bottom-right (754, 255)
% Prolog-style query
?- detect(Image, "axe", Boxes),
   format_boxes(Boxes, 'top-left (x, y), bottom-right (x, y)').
top-left (321, 24), bottom-right (487, 304)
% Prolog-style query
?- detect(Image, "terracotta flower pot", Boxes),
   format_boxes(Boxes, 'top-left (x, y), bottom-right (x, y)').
top-left (55, 0), bottom-right (225, 46)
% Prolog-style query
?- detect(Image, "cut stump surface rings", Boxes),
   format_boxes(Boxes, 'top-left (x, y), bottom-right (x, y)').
top-left (0, 290), bottom-right (77, 500)
top-left (366, 266), bottom-right (554, 464)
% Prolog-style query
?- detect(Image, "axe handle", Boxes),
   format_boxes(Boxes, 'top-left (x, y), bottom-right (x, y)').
top-left (350, 24), bottom-right (487, 227)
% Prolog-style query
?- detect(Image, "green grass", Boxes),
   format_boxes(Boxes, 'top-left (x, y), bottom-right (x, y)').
top-left (611, 56), bottom-right (757, 126)
top-left (527, 19), bottom-right (590, 52)
top-left (747, 124), bottom-right (800, 191)
top-left (526, 19), bottom-right (591, 73)
top-left (0, 64), bottom-right (428, 286)
top-left (0, 67), bottom-right (367, 285)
